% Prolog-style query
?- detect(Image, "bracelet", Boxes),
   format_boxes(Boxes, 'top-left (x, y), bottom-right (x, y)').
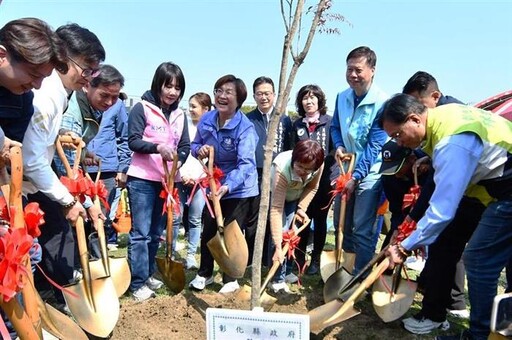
top-left (62, 197), bottom-right (77, 209)
top-left (397, 243), bottom-right (412, 259)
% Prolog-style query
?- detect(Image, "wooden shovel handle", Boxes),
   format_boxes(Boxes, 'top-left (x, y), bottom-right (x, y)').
top-left (7, 146), bottom-right (43, 338)
top-left (55, 135), bottom-right (84, 178)
top-left (162, 153), bottom-right (179, 258)
top-left (202, 147), bottom-right (224, 232)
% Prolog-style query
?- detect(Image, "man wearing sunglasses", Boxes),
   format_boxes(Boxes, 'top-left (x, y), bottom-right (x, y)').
top-left (21, 22), bottom-right (105, 314)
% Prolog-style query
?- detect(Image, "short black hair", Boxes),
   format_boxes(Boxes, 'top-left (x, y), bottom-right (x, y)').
top-left (252, 76), bottom-right (274, 93)
top-left (402, 71), bottom-right (439, 96)
top-left (56, 23), bottom-right (105, 65)
top-left (346, 46), bottom-right (377, 68)
top-left (378, 94), bottom-right (427, 128)
top-left (89, 64), bottom-right (124, 88)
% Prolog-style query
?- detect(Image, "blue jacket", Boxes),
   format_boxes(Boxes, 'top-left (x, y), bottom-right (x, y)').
top-left (331, 83), bottom-right (389, 181)
top-left (191, 109), bottom-right (259, 199)
top-left (87, 99), bottom-right (131, 174)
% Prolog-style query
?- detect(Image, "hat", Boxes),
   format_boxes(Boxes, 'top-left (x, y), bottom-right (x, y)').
top-left (379, 140), bottom-right (412, 175)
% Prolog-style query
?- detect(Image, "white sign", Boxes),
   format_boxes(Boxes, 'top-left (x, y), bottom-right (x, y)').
top-left (206, 307), bottom-right (309, 340)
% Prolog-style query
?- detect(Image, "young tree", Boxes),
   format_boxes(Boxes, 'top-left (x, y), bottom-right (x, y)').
top-left (251, 0), bottom-right (348, 308)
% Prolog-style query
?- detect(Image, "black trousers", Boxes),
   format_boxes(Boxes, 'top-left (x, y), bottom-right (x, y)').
top-left (197, 196), bottom-right (257, 283)
top-left (29, 191), bottom-right (75, 302)
top-left (420, 196), bottom-right (486, 321)
top-left (296, 179), bottom-right (333, 267)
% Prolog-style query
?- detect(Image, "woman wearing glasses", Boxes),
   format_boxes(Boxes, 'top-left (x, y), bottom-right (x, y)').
top-left (189, 74), bottom-right (258, 294)
top-left (290, 84), bottom-right (336, 278)
top-left (126, 61), bottom-right (189, 302)
top-left (268, 139), bottom-right (324, 293)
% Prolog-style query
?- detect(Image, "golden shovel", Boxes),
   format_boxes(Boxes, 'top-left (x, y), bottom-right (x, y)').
top-left (85, 166), bottom-right (131, 298)
top-left (372, 263), bottom-right (417, 322)
top-left (320, 153), bottom-right (355, 282)
top-left (309, 258), bottom-right (390, 334)
top-left (56, 136), bottom-right (120, 337)
top-left (202, 147), bottom-right (248, 278)
top-left (156, 154), bottom-right (185, 294)
top-left (237, 215), bottom-right (311, 309)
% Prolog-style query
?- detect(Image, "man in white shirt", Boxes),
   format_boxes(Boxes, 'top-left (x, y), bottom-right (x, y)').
top-left (22, 23), bottom-right (105, 310)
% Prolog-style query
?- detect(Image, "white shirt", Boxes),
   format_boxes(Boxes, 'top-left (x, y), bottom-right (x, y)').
top-left (22, 71), bottom-right (75, 205)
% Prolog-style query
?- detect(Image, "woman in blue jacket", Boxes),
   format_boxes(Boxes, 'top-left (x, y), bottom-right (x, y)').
top-left (189, 74), bottom-right (258, 294)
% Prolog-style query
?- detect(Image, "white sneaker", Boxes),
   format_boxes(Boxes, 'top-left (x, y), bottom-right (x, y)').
top-left (132, 285), bottom-right (156, 302)
top-left (284, 273), bottom-right (299, 284)
top-left (219, 280), bottom-right (240, 294)
top-left (107, 244), bottom-right (118, 251)
top-left (72, 269), bottom-right (83, 282)
top-left (269, 281), bottom-right (290, 293)
top-left (447, 309), bottom-right (470, 319)
top-left (146, 276), bottom-right (164, 290)
top-left (402, 315), bottom-right (450, 334)
top-left (189, 275), bottom-right (214, 291)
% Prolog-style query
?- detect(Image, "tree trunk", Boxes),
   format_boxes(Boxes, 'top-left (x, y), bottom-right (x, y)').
top-left (250, 0), bottom-right (328, 309)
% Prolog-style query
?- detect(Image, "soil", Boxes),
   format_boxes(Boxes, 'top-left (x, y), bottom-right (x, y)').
top-left (110, 272), bottom-right (454, 340)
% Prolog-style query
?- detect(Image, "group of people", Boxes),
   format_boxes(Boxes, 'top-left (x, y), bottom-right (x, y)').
top-left (0, 15), bottom-right (510, 340)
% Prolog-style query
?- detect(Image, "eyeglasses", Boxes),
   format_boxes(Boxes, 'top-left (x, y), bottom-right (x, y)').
top-left (390, 118), bottom-right (411, 141)
top-left (293, 162), bottom-right (316, 174)
top-left (255, 91), bottom-right (273, 98)
top-left (214, 88), bottom-right (236, 97)
top-left (68, 57), bottom-right (101, 78)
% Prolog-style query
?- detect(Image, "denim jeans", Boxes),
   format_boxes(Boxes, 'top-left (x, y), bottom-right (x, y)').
top-left (272, 201), bottom-right (297, 283)
top-left (172, 182), bottom-right (204, 257)
top-left (463, 199), bottom-right (512, 340)
top-left (127, 177), bottom-right (166, 291)
top-left (334, 173), bottom-right (383, 275)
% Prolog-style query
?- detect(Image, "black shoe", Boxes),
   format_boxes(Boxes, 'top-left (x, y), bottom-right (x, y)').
top-left (306, 260), bottom-right (319, 275)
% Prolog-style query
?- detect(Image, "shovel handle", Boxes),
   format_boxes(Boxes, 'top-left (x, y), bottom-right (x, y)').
top-left (55, 135), bottom-right (84, 178)
top-left (325, 258), bottom-right (390, 326)
top-left (162, 153), bottom-right (179, 258)
top-left (202, 147), bottom-right (224, 233)
top-left (336, 153), bottom-right (355, 176)
top-left (7, 146), bottom-right (43, 338)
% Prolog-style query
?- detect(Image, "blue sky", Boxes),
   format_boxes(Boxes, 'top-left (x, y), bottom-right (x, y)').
top-left (2, 0), bottom-right (511, 111)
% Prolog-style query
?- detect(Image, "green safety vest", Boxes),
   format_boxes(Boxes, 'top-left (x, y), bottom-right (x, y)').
top-left (422, 104), bottom-right (512, 204)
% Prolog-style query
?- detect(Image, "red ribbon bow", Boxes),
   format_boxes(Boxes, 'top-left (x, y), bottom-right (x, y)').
top-left (282, 229), bottom-right (301, 260)
top-left (160, 187), bottom-right (180, 216)
top-left (60, 170), bottom-right (93, 204)
top-left (395, 220), bottom-right (418, 243)
top-left (0, 228), bottom-right (33, 302)
top-left (323, 172), bottom-right (352, 209)
top-left (189, 165), bottom-right (225, 218)
top-left (86, 179), bottom-right (111, 211)
top-left (24, 202), bottom-right (45, 238)
top-left (402, 185), bottom-right (421, 211)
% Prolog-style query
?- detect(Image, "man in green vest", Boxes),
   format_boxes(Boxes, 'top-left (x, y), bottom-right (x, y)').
top-left (379, 93), bottom-right (512, 340)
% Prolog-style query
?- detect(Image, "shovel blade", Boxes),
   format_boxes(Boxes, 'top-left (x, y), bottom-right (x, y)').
top-left (323, 266), bottom-right (357, 303)
top-left (320, 250), bottom-right (355, 282)
top-left (91, 257), bottom-right (131, 297)
top-left (63, 277), bottom-right (120, 338)
top-left (207, 220), bottom-right (248, 278)
top-left (236, 285), bottom-right (277, 311)
top-left (156, 256), bottom-right (186, 294)
top-left (41, 302), bottom-right (88, 340)
top-left (309, 299), bottom-right (360, 334)
top-left (372, 275), bottom-right (417, 323)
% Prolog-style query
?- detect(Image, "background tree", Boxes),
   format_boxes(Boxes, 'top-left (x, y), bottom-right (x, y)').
top-left (250, 0), bottom-right (349, 308)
